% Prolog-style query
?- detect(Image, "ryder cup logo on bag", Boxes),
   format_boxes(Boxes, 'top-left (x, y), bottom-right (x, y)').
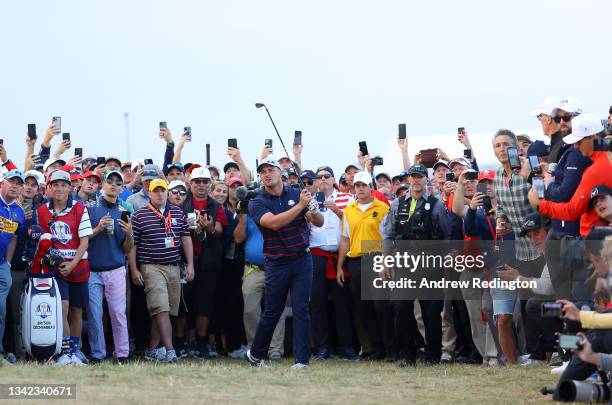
top-left (35, 302), bottom-right (52, 319)
top-left (50, 221), bottom-right (73, 244)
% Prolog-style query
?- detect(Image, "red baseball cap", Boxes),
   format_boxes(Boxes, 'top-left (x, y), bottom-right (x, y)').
top-left (83, 171), bottom-right (102, 183)
top-left (186, 163), bottom-right (202, 174)
top-left (478, 169), bottom-right (495, 182)
top-left (227, 176), bottom-right (244, 187)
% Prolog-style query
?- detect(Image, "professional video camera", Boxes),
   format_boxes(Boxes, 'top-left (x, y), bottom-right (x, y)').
top-left (235, 181), bottom-right (262, 214)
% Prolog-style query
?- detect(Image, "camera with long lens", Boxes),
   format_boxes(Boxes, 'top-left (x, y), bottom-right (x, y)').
top-left (557, 378), bottom-right (610, 403)
top-left (235, 181), bottom-right (261, 214)
top-left (42, 249), bottom-right (64, 267)
top-left (371, 156), bottom-right (384, 166)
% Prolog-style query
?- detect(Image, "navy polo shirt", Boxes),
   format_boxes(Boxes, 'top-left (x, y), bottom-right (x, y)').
top-left (248, 186), bottom-right (310, 260)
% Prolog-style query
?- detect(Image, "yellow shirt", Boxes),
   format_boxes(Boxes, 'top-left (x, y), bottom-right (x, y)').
top-left (342, 199), bottom-right (389, 258)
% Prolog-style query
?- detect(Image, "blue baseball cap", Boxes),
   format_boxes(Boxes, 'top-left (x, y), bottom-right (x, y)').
top-left (2, 169), bottom-right (25, 183)
top-left (527, 140), bottom-right (550, 158)
top-left (300, 170), bottom-right (317, 180)
top-left (165, 162), bottom-right (185, 175)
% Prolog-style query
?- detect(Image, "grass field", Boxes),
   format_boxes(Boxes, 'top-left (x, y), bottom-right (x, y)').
top-left (0, 359), bottom-right (560, 404)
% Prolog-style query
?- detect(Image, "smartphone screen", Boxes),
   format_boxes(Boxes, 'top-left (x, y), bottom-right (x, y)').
top-left (159, 121), bottom-right (167, 129)
top-left (398, 124), bottom-right (407, 139)
top-left (121, 211), bottom-right (131, 223)
top-left (27, 124), bottom-right (37, 140)
top-left (75, 148), bottom-right (83, 158)
top-left (533, 177), bottom-right (545, 199)
top-left (265, 139), bottom-right (273, 148)
top-left (294, 131), bottom-right (302, 145)
top-left (359, 141), bottom-right (369, 156)
top-left (464, 149), bottom-right (472, 159)
top-left (315, 191), bottom-right (325, 209)
top-left (206, 144), bottom-right (211, 166)
top-left (62, 132), bottom-right (70, 141)
top-left (228, 138), bottom-right (238, 149)
top-left (458, 127), bottom-right (465, 134)
top-left (559, 335), bottom-right (584, 350)
top-left (446, 172), bottom-right (455, 182)
top-left (52, 116), bottom-right (61, 133)
top-left (528, 155), bottom-right (541, 175)
top-left (541, 302), bottom-right (562, 317)
top-left (507, 147), bottom-right (521, 169)
top-left (477, 183), bottom-right (488, 195)
top-left (144, 158), bottom-right (153, 165)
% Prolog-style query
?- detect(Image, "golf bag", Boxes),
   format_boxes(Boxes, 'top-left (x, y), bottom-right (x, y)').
top-left (20, 231), bottom-right (64, 360)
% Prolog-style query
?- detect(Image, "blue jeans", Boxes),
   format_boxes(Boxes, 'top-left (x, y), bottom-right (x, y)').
top-left (251, 252), bottom-right (313, 364)
top-left (0, 261), bottom-right (12, 353)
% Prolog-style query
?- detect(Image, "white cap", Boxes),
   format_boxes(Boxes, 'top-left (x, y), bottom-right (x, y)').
top-left (530, 96), bottom-right (562, 117)
top-left (24, 170), bottom-right (45, 185)
top-left (168, 180), bottom-right (187, 190)
top-left (131, 159), bottom-right (145, 171)
top-left (46, 170), bottom-right (71, 184)
top-left (353, 171), bottom-right (372, 186)
top-left (42, 157), bottom-right (66, 173)
top-left (562, 113), bottom-right (604, 145)
top-left (257, 156), bottom-right (282, 172)
top-left (277, 154), bottom-right (292, 163)
top-left (190, 167), bottom-right (211, 180)
top-left (553, 97), bottom-right (583, 116)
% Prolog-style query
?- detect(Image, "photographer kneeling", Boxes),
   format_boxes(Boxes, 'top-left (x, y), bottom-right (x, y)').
top-left (245, 157), bottom-right (323, 369)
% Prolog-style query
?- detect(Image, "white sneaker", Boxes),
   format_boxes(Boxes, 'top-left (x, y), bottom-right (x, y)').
top-left (74, 350), bottom-right (89, 365)
top-left (145, 347), bottom-right (167, 362)
top-left (551, 361), bottom-right (569, 375)
top-left (0, 357), bottom-right (13, 366)
top-left (54, 353), bottom-right (74, 366)
top-left (520, 358), bottom-right (547, 366)
top-left (71, 354), bottom-right (87, 367)
top-left (291, 363), bottom-right (309, 369)
top-left (229, 345), bottom-right (248, 359)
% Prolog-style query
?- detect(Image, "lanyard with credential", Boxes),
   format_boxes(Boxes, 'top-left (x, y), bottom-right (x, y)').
top-left (147, 203), bottom-right (173, 237)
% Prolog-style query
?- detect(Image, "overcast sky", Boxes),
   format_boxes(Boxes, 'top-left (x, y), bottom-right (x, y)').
top-left (2, 0), bottom-right (610, 176)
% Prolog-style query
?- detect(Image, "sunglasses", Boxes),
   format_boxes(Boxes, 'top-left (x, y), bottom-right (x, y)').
top-left (105, 178), bottom-right (124, 186)
top-left (170, 189), bottom-right (187, 196)
top-left (316, 174), bottom-right (332, 180)
top-left (302, 179), bottom-right (314, 186)
top-left (553, 115), bottom-right (573, 123)
top-left (192, 179), bottom-right (210, 185)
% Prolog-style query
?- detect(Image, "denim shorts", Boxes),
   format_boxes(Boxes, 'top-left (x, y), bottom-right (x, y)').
top-left (490, 283), bottom-right (517, 316)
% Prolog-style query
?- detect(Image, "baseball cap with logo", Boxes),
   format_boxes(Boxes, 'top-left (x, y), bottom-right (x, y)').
top-left (408, 164), bottom-right (428, 177)
top-left (562, 113), bottom-right (604, 145)
top-left (353, 171), bottom-right (372, 186)
top-left (553, 97), bottom-right (583, 116)
top-left (165, 162), bottom-right (185, 175)
top-left (104, 169), bottom-right (124, 182)
top-left (141, 164), bottom-right (160, 181)
top-left (519, 212), bottom-right (551, 237)
top-left (227, 177), bottom-right (244, 187)
top-left (433, 160), bottom-right (450, 170)
top-left (478, 169), bottom-right (495, 182)
top-left (148, 179), bottom-right (168, 192)
top-left (191, 167), bottom-right (212, 180)
top-left (47, 170), bottom-right (71, 185)
top-left (449, 157), bottom-right (472, 169)
top-left (24, 170), bottom-right (45, 185)
top-left (2, 169), bottom-right (25, 183)
top-left (300, 170), bottom-right (317, 180)
top-left (589, 185), bottom-right (612, 208)
top-left (257, 156), bottom-right (281, 173)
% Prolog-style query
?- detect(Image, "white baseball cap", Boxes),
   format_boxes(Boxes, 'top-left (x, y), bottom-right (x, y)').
top-left (353, 171), bottom-right (372, 186)
top-left (131, 159), bottom-right (145, 171)
top-left (168, 180), bottom-right (187, 190)
top-left (190, 167), bottom-right (211, 180)
top-left (257, 156), bottom-right (282, 172)
top-left (553, 97), bottom-right (583, 116)
top-left (562, 113), bottom-right (604, 145)
top-left (24, 170), bottom-right (45, 185)
top-left (42, 157), bottom-right (66, 173)
top-left (530, 96), bottom-right (562, 117)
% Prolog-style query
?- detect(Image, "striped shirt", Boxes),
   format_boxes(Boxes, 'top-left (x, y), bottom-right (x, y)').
top-left (132, 203), bottom-right (190, 264)
top-left (248, 185), bottom-right (310, 260)
top-left (494, 167), bottom-right (541, 261)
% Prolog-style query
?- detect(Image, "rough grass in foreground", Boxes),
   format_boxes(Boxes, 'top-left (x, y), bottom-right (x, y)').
top-left (0, 358), bottom-right (559, 404)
